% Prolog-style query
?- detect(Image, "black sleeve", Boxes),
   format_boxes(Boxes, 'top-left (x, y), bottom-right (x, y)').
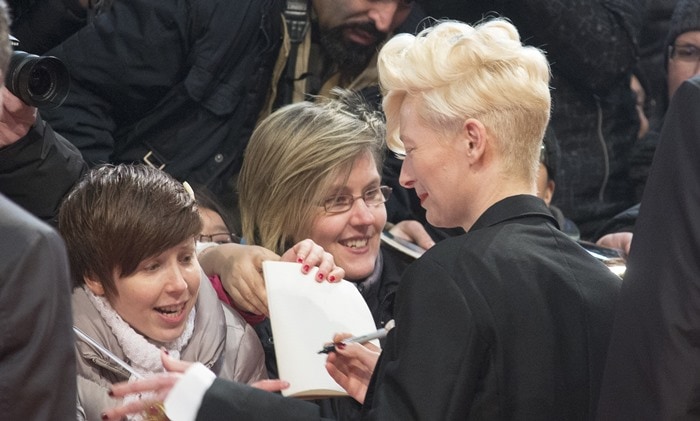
top-left (363, 257), bottom-right (484, 420)
top-left (40, 0), bottom-right (192, 166)
top-left (597, 75), bottom-right (700, 420)
top-left (8, 0), bottom-right (87, 54)
top-left (197, 378), bottom-right (332, 421)
top-left (0, 117), bottom-right (87, 226)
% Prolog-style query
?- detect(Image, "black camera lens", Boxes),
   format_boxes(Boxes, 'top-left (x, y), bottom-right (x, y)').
top-left (6, 51), bottom-right (70, 109)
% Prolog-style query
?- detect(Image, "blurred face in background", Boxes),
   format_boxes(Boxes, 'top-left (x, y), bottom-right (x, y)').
top-left (197, 207), bottom-right (237, 244)
top-left (307, 153), bottom-right (387, 281)
top-left (630, 74), bottom-right (649, 140)
top-left (312, 0), bottom-right (412, 75)
top-left (668, 31), bottom-right (700, 100)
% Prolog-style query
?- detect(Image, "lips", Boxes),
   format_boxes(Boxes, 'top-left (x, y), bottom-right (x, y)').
top-left (154, 302), bottom-right (186, 319)
top-left (340, 237), bottom-right (370, 249)
top-left (345, 28), bottom-right (377, 46)
top-left (418, 192), bottom-right (428, 205)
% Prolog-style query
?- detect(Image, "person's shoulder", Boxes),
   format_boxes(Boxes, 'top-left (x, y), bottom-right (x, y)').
top-left (400, 234), bottom-right (473, 283)
top-left (675, 74), bottom-right (700, 102)
top-left (380, 240), bottom-right (419, 269)
top-left (0, 194), bottom-right (61, 245)
top-left (219, 301), bottom-right (259, 342)
top-left (195, 0), bottom-right (284, 14)
top-left (686, 74), bottom-right (700, 89)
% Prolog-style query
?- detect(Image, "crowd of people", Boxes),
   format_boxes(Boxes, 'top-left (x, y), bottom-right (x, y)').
top-left (2, 0), bottom-right (700, 419)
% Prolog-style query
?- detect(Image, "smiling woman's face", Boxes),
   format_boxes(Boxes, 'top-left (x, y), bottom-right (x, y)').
top-left (88, 239), bottom-right (201, 344)
top-left (307, 153), bottom-right (386, 281)
top-left (397, 96), bottom-right (471, 229)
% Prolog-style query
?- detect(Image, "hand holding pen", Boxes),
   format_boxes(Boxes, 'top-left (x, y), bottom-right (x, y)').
top-left (318, 320), bottom-right (395, 354)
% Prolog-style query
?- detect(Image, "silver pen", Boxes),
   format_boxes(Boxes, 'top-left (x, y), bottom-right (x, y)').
top-left (73, 326), bottom-right (143, 379)
top-left (317, 319), bottom-right (395, 354)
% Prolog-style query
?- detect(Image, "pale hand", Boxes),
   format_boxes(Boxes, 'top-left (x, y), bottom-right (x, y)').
top-left (101, 350), bottom-right (289, 421)
top-left (389, 220), bottom-right (436, 250)
top-left (0, 87), bottom-right (37, 147)
top-left (199, 239), bottom-right (345, 316)
top-left (596, 232), bottom-right (633, 259)
top-left (325, 333), bottom-right (381, 404)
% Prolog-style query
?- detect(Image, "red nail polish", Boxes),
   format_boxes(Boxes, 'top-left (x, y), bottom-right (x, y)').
top-left (303, 264), bottom-right (310, 272)
top-left (317, 273), bottom-right (324, 281)
top-left (297, 258), bottom-right (304, 263)
top-left (337, 343), bottom-right (346, 350)
top-left (329, 275), bottom-right (336, 282)
top-left (107, 390), bottom-right (114, 397)
top-left (101, 413), bottom-right (108, 421)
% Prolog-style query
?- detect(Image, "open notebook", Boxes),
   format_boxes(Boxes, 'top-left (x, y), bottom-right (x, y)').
top-left (262, 261), bottom-right (379, 399)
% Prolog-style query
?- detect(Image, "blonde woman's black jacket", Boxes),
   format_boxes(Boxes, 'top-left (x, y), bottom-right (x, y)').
top-left (187, 195), bottom-right (622, 420)
top-left (41, 0), bottom-right (284, 199)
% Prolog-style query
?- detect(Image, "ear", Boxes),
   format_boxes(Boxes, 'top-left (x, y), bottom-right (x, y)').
top-left (542, 179), bottom-right (555, 206)
top-left (83, 275), bottom-right (106, 296)
top-left (461, 118), bottom-right (488, 163)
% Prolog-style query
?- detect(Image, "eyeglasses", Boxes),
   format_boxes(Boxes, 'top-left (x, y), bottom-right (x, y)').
top-left (196, 232), bottom-right (241, 244)
top-left (539, 143), bottom-right (546, 163)
top-left (669, 44), bottom-right (700, 63)
top-left (321, 186), bottom-right (392, 214)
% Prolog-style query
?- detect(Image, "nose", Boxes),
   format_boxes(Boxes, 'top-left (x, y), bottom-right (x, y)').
top-left (164, 264), bottom-right (189, 293)
top-left (367, 2), bottom-right (400, 33)
top-left (398, 159), bottom-right (415, 190)
top-left (349, 197), bottom-right (377, 225)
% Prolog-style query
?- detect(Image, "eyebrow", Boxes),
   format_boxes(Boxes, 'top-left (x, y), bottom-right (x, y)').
top-left (328, 179), bottom-right (382, 194)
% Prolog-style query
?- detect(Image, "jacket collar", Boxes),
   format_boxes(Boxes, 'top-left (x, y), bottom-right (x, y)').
top-left (469, 194), bottom-right (559, 233)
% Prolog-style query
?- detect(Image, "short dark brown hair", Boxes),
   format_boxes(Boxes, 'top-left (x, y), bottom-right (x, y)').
top-left (58, 164), bottom-right (202, 298)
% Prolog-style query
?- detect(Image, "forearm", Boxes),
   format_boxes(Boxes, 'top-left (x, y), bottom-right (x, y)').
top-left (0, 118), bottom-right (87, 224)
top-left (198, 243), bottom-right (244, 278)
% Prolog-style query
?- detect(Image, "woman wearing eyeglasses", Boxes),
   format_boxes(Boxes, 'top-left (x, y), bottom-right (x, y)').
top-left (196, 88), bottom-right (412, 418)
top-left (247, 88), bottom-right (408, 415)
top-left (243, 87), bottom-right (407, 349)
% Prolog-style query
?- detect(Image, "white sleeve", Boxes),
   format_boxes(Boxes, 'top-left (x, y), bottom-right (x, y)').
top-left (195, 241), bottom-right (219, 255)
top-left (164, 363), bottom-right (216, 421)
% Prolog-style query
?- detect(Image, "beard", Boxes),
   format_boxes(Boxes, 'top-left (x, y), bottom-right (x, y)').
top-left (318, 21), bottom-right (388, 78)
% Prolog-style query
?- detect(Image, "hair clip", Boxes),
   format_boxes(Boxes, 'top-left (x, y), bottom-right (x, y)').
top-left (182, 181), bottom-right (196, 201)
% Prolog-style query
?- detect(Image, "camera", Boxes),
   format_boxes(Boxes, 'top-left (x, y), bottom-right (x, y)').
top-left (6, 36), bottom-right (70, 109)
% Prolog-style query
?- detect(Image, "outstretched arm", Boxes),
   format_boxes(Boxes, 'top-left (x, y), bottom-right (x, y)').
top-left (199, 239), bottom-right (345, 316)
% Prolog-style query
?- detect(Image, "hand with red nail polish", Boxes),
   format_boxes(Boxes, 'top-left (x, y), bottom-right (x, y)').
top-left (280, 239), bottom-right (345, 283)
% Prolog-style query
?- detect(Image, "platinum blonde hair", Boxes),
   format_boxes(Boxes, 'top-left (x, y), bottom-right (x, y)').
top-left (238, 88), bottom-right (385, 254)
top-left (379, 19), bottom-right (551, 181)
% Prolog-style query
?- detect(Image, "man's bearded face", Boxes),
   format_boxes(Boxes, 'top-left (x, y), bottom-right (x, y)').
top-left (319, 21), bottom-right (387, 75)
